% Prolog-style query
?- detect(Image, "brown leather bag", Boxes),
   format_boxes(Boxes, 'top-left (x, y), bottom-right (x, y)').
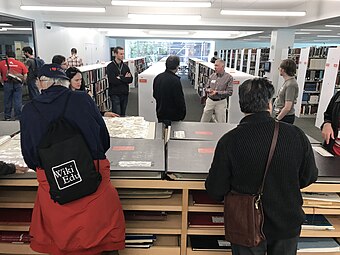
top-left (224, 121), bottom-right (279, 247)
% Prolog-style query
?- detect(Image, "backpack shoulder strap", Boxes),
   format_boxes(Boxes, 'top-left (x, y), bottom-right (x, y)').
top-left (5, 57), bottom-right (10, 71)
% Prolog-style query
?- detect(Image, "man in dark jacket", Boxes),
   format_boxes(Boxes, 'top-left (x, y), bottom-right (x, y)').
top-left (153, 55), bottom-right (186, 126)
top-left (321, 90), bottom-right (340, 156)
top-left (205, 78), bottom-right (318, 255)
top-left (107, 46), bottom-right (133, 116)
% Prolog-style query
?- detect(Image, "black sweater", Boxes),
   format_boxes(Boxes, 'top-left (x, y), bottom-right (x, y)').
top-left (0, 161), bottom-right (15, 175)
top-left (205, 112), bottom-right (318, 240)
top-left (153, 69), bottom-right (186, 121)
top-left (107, 60), bottom-right (133, 95)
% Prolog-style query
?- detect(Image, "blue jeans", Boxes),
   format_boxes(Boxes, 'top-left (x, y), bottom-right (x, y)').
top-left (27, 78), bottom-right (40, 100)
top-left (110, 94), bottom-right (128, 116)
top-left (3, 81), bottom-right (23, 120)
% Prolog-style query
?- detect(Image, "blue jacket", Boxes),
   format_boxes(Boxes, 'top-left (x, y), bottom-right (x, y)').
top-left (20, 85), bottom-right (110, 170)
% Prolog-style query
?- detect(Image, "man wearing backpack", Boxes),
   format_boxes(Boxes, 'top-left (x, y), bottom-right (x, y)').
top-left (20, 63), bottom-right (125, 255)
top-left (22, 46), bottom-right (44, 100)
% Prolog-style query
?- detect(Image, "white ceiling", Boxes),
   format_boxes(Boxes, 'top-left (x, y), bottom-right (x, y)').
top-left (5, 0), bottom-right (340, 43)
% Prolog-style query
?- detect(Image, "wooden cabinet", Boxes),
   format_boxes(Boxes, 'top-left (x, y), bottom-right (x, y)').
top-left (1, 180), bottom-right (340, 254)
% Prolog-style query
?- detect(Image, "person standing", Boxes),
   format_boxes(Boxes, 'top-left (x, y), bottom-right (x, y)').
top-left (52, 55), bottom-right (68, 70)
top-left (22, 46), bottom-right (40, 100)
top-left (321, 90), bottom-right (340, 156)
top-left (20, 63), bottom-right (125, 255)
top-left (205, 78), bottom-right (318, 255)
top-left (200, 59), bottom-right (233, 123)
top-left (107, 46), bottom-right (132, 116)
top-left (0, 52), bottom-right (28, 120)
top-left (153, 55), bottom-right (186, 126)
top-left (210, 51), bottom-right (218, 63)
top-left (67, 48), bottom-right (83, 67)
top-left (273, 59), bottom-right (299, 124)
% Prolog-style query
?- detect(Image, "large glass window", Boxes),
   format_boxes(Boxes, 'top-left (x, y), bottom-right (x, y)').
top-left (126, 39), bottom-right (214, 65)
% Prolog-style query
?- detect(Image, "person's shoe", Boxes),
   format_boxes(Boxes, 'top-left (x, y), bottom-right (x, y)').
top-left (4, 118), bottom-right (11, 121)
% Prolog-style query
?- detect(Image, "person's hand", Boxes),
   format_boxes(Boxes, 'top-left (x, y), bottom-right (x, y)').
top-left (15, 166), bottom-right (28, 174)
top-left (321, 123), bottom-right (334, 144)
top-left (209, 90), bottom-right (217, 96)
top-left (104, 111), bottom-right (120, 117)
top-left (125, 72), bottom-right (132, 77)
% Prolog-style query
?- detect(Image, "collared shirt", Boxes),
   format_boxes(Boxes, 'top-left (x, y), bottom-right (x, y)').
top-left (67, 55), bottom-right (83, 67)
top-left (206, 71), bottom-right (233, 100)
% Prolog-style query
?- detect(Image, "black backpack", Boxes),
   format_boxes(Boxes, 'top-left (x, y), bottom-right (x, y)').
top-left (32, 93), bottom-right (102, 205)
top-left (33, 57), bottom-right (45, 78)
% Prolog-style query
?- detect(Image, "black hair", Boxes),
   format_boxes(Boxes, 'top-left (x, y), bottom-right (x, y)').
top-left (52, 55), bottom-right (66, 65)
top-left (165, 55), bottom-right (180, 70)
top-left (239, 78), bottom-right (275, 113)
top-left (71, 48), bottom-right (77, 54)
top-left (6, 51), bottom-right (15, 58)
top-left (214, 51), bottom-right (218, 56)
top-left (22, 46), bottom-right (33, 55)
top-left (65, 66), bottom-right (81, 80)
top-left (280, 59), bottom-right (296, 77)
top-left (114, 46), bottom-right (124, 54)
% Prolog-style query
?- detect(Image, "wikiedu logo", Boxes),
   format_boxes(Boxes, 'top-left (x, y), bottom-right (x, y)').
top-left (52, 160), bottom-right (82, 190)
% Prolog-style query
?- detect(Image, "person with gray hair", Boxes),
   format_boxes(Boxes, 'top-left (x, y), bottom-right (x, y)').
top-left (200, 59), bottom-right (233, 123)
top-left (206, 77), bottom-right (317, 255)
top-left (20, 63), bottom-right (125, 255)
top-left (153, 55), bottom-right (186, 126)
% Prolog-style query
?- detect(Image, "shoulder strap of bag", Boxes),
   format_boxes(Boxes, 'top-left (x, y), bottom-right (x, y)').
top-left (258, 120), bottom-right (279, 195)
top-left (5, 57), bottom-right (10, 71)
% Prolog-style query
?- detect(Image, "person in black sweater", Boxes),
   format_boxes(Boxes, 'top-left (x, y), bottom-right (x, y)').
top-left (205, 78), bottom-right (318, 255)
top-left (321, 90), bottom-right (340, 156)
top-left (153, 55), bottom-right (186, 126)
top-left (107, 46), bottom-right (133, 116)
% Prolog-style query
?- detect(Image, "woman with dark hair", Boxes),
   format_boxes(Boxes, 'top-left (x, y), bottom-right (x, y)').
top-left (65, 67), bottom-right (119, 117)
top-left (273, 59), bottom-right (299, 124)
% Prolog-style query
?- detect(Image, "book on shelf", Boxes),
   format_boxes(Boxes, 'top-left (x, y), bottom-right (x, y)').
top-left (298, 237), bottom-right (340, 252)
top-left (188, 212), bottom-right (224, 228)
top-left (125, 234), bottom-right (156, 244)
top-left (190, 235), bottom-right (231, 251)
top-left (191, 190), bottom-right (223, 206)
top-left (302, 192), bottom-right (340, 203)
top-left (0, 231), bottom-right (30, 243)
top-left (124, 211), bottom-right (167, 221)
top-left (118, 189), bottom-right (173, 199)
top-left (302, 214), bottom-right (334, 230)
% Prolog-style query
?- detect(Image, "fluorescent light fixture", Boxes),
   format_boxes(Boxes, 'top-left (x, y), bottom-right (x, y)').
top-left (7, 28), bottom-right (32, 31)
top-left (299, 29), bottom-right (332, 32)
top-left (111, 1), bottom-right (211, 7)
top-left (295, 32), bottom-right (311, 35)
top-left (0, 23), bottom-right (12, 27)
top-left (220, 10), bottom-right (306, 16)
top-left (128, 13), bottom-right (201, 21)
top-left (325, 24), bottom-right (340, 28)
top-left (148, 30), bottom-right (190, 35)
top-left (20, 5), bottom-right (105, 12)
top-left (0, 28), bottom-right (8, 32)
top-left (243, 38), bottom-right (261, 41)
top-left (317, 35), bottom-right (340, 38)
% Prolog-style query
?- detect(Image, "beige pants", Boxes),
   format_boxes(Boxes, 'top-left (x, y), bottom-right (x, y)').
top-left (200, 98), bottom-right (227, 123)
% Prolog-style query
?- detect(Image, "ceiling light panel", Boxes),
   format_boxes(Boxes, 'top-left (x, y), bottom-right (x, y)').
top-left (111, 1), bottom-right (211, 7)
top-left (20, 6), bottom-right (106, 12)
top-left (220, 10), bottom-right (306, 17)
top-left (128, 14), bottom-right (201, 21)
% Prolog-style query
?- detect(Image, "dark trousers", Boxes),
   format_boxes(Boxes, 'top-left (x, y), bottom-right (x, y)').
top-left (231, 236), bottom-right (299, 255)
top-left (3, 81), bottom-right (22, 120)
top-left (101, 251), bottom-right (119, 255)
top-left (280, 114), bottom-right (295, 124)
top-left (110, 94), bottom-right (128, 116)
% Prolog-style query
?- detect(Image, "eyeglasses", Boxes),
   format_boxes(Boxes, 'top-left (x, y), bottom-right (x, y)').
top-left (61, 62), bottom-right (67, 66)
